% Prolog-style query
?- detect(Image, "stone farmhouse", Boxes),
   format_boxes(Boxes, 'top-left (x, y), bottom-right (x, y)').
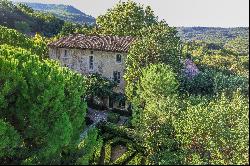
top-left (48, 34), bottom-right (135, 110)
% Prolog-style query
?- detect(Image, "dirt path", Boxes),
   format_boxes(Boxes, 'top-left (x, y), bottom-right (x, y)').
top-left (87, 107), bottom-right (108, 124)
top-left (80, 108), bottom-right (108, 141)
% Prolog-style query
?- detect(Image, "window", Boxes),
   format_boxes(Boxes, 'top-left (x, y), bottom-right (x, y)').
top-left (91, 51), bottom-right (94, 54)
top-left (116, 54), bottom-right (122, 63)
top-left (89, 56), bottom-right (94, 70)
top-left (113, 71), bottom-right (121, 83)
top-left (64, 50), bottom-right (68, 57)
top-left (56, 49), bottom-right (60, 57)
top-left (62, 49), bottom-right (69, 61)
top-left (79, 57), bottom-right (84, 69)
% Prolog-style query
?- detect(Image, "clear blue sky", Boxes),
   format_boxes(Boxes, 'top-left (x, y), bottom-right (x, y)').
top-left (13, 0), bottom-right (249, 27)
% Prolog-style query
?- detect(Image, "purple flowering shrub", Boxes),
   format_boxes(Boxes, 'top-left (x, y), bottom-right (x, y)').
top-left (180, 59), bottom-right (214, 95)
top-left (181, 58), bottom-right (200, 79)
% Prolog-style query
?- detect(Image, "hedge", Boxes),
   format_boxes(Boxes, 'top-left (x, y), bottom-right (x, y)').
top-left (126, 153), bottom-right (143, 165)
top-left (111, 143), bottom-right (136, 165)
top-left (107, 112), bottom-right (120, 124)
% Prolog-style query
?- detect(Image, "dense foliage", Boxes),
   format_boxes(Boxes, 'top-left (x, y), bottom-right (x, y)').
top-left (131, 64), bottom-right (249, 165)
top-left (183, 41), bottom-right (249, 77)
top-left (0, 25), bottom-right (49, 57)
top-left (84, 74), bottom-right (116, 100)
top-left (84, 73), bottom-right (117, 109)
top-left (0, 44), bottom-right (88, 164)
top-left (0, 119), bottom-right (21, 159)
top-left (175, 92), bottom-right (249, 165)
top-left (0, 0), bottom-right (249, 165)
top-left (224, 36), bottom-right (249, 55)
top-left (125, 22), bottom-right (182, 100)
top-left (75, 128), bottom-right (103, 165)
top-left (57, 21), bottom-right (97, 38)
top-left (96, 1), bottom-right (157, 36)
top-left (130, 64), bottom-right (182, 164)
top-left (178, 27), bottom-right (249, 51)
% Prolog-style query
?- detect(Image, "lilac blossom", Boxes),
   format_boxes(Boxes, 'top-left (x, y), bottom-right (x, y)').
top-left (182, 58), bottom-right (200, 79)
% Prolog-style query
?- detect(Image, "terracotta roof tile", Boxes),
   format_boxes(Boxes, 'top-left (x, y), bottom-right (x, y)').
top-left (48, 34), bottom-right (136, 53)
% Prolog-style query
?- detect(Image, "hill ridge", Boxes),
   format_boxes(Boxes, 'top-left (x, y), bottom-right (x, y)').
top-left (15, 2), bottom-right (96, 25)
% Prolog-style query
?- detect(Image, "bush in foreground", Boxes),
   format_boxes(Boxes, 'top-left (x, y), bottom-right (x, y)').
top-left (0, 45), bottom-right (87, 164)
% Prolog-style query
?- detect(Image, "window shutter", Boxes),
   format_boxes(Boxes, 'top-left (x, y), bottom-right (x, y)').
top-left (89, 56), bottom-right (94, 70)
top-left (113, 71), bottom-right (117, 82)
top-left (117, 72), bottom-right (121, 83)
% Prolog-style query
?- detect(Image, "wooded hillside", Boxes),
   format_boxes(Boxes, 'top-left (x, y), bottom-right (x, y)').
top-left (19, 2), bottom-right (95, 25)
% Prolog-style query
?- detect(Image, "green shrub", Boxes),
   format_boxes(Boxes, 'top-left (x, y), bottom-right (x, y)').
top-left (136, 63), bottom-right (179, 100)
top-left (109, 137), bottom-right (131, 147)
top-left (131, 63), bottom-right (180, 131)
top-left (101, 133), bottom-right (114, 141)
top-left (103, 137), bottom-right (136, 165)
top-left (76, 128), bottom-right (103, 165)
top-left (126, 153), bottom-right (143, 165)
top-left (99, 122), bottom-right (140, 144)
top-left (174, 91), bottom-right (249, 165)
top-left (110, 108), bottom-right (132, 117)
top-left (104, 137), bottom-right (130, 165)
top-left (107, 112), bottom-right (120, 123)
top-left (104, 142), bottom-right (112, 165)
top-left (180, 68), bottom-right (249, 96)
top-left (0, 26), bottom-right (48, 57)
top-left (92, 137), bottom-right (103, 165)
top-left (179, 70), bottom-right (214, 95)
top-left (85, 73), bottom-right (116, 108)
top-left (239, 56), bottom-right (249, 69)
top-left (212, 71), bottom-right (249, 95)
top-left (111, 147), bottom-right (136, 165)
top-left (0, 119), bottom-right (21, 159)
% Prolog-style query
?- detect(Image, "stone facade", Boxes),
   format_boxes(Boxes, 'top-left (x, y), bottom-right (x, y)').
top-left (49, 47), bottom-right (127, 106)
top-left (48, 34), bottom-right (135, 110)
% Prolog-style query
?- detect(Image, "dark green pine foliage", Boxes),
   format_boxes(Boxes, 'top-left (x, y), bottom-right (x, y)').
top-left (0, 44), bottom-right (87, 164)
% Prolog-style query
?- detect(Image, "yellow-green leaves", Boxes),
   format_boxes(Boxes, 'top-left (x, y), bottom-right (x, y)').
top-left (96, 1), bottom-right (157, 37)
top-left (0, 26), bottom-right (49, 58)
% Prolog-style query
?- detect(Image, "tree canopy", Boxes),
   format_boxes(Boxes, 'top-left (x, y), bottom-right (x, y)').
top-left (0, 44), bottom-right (88, 164)
top-left (96, 1), bottom-right (157, 37)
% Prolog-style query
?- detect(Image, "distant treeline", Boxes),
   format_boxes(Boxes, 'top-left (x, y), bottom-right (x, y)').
top-left (178, 27), bottom-right (249, 55)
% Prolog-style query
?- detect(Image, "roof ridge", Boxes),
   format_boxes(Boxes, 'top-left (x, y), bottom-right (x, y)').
top-left (48, 34), bottom-right (136, 53)
top-left (68, 33), bottom-right (135, 39)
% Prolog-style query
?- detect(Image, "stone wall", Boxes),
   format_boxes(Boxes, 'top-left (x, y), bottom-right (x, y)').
top-left (49, 47), bottom-right (127, 94)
